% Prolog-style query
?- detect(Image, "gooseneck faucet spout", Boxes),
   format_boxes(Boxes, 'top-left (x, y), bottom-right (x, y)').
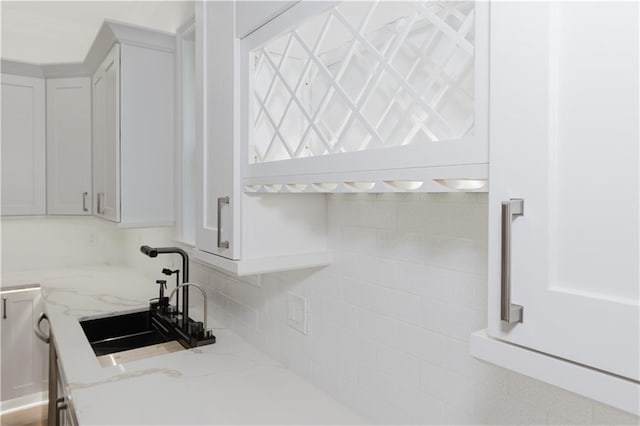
top-left (140, 245), bottom-right (190, 327)
top-left (168, 283), bottom-right (208, 335)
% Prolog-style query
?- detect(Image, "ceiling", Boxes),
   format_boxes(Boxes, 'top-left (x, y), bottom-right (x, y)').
top-left (1, 1), bottom-right (194, 64)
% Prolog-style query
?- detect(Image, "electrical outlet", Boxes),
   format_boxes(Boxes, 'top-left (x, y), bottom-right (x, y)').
top-left (287, 293), bottom-right (308, 335)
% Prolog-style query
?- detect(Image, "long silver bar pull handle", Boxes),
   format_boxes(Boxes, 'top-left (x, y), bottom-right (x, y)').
top-left (82, 192), bottom-right (89, 212)
top-left (501, 198), bottom-right (524, 324)
top-left (217, 196), bottom-right (230, 249)
top-left (2, 297), bottom-right (6, 319)
top-left (97, 193), bottom-right (102, 215)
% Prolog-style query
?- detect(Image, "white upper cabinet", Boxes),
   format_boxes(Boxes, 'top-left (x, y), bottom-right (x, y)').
top-left (47, 77), bottom-right (92, 215)
top-left (241, 1), bottom-right (489, 193)
top-left (91, 29), bottom-right (175, 227)
top-left (473, 2), bottom-right (639, 415)
top-left (1, 74), bottom-right (46, 216)
top-left (194, 1), bottom-right (328, 275)
top-left (92, 44), bottom-right (121, 222)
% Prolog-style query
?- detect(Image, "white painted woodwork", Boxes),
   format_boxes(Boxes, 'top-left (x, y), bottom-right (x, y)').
top-left (486, 0), bottom-right (639, 389)
top-left (240, 1), bottom-right (489, 193)
top-left (176, 20), bottom-right (197, 245)
top-left (92, 44), bottom-right (121, 222)
top-left (119, 43), bottom-right (175, 227)
top-left (196, 0), bottom-right (239, 259)
top-left (0, 286), bottom-right (48, 404)
top-left (92, 40), bottom-right (175, 227)
top-left (1, 74), bottom-right (46, 216)
top-left (92, 63), bottom-right (106, 219)
top-left (195, 1), bottom-right (328, 272)
top-left (46, 77), bottom-right (92, 215)
top-left (235, 1), bottom-right (298, 38)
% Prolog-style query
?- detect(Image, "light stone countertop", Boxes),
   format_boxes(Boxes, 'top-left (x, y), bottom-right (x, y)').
top-left (2, 265), bottom-right (366, 425)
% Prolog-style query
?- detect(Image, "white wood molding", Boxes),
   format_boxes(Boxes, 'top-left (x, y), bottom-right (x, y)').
top-left (192, 248), bottom-right (332, 276)
top-left (2, 20), bottom-right (176, 79)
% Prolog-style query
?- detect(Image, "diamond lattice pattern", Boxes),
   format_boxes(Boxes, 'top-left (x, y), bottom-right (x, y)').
top-left (250, 1), bottom-right (475, 164)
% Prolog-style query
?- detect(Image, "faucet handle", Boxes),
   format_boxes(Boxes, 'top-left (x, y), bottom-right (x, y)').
top-left (155, 279), bottom-right (167, 301)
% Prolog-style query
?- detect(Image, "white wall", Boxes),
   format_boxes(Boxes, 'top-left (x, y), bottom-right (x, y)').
top-left (187, 193), bottom-right (639, 425)
top-left (0, 216), bottom-right (124, 273)
top-left (0, 216), bottom-right (176, 278)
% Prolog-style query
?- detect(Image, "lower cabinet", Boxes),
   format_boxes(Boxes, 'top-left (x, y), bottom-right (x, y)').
top-left (54, 344), bottom-right (78, 426)
top-left (473, 1), bottom-right (639, 416)
top-left (0, 285), bottom-right (48, 406)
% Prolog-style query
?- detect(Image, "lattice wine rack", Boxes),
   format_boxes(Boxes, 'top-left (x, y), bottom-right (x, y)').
top-left (243, 1), bottom-right (488, 193)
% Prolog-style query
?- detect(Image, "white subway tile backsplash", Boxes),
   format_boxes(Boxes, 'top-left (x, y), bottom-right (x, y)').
top-left (395, 388), bottom-right (446, 425)
top-left (337, 253), bottom-right (396, 288)
top-left (393, 322), bottom-right (447, 366)
top-left (421, 298), bottom-right (484, 341)
top-left (393, 261), bottom-right (448, 299)
top-left (376, 229), bottom-right (425, 263)
top-left (342, 226), bottom-right (377, 255)
top-left (357, 199), bottom-right (397, 229)
top-left (376, 285), bottom-right (421, 325)
top-left (341, 276), bottom-right (378, 312)
top-left (185, 193), bottom-right (637, 426)
top-left (376, 344), bottom-right (421, 394)
top-left (226, 298), bottom-right (258, 329)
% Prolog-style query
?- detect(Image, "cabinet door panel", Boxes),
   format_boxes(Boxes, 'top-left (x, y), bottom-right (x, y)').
top-left (103, 45), bottom-right (121, 222)
top-left (47, 78), bottom-right (92, 215)
top-left (92, 70), bottom-right (106, 217)
top-left (196, 1), bottom-right (240, 259)
top-left (0, 289), bottom-right (47, 401)
top-left (1, 74), bottom-right (45, 216)
top-left (488, 2), bottom-right (639, 381)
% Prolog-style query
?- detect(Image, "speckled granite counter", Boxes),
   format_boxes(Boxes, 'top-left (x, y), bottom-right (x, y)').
top-left (2, 266), bottom-right (365, 425)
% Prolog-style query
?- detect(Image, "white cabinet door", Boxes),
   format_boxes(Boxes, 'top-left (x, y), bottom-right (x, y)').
top-left (1, 74), bottom-right (45, 216)
top-left (92, 44), bottom-right (121, 222)
top-left (92, 63), bottom-right (106, 217)
top-left (489, 2), bottom-right (639, 381)
top-left (103, 45), bottom-right (121, 222)
top-left (0, 287), bottom-right (48, 403)
top-left (196, 0), bottom-right (240, 259)
top-left (47, 77), bottom-right (92, 215)
top-left (194, 2), bottom-right (329, 273)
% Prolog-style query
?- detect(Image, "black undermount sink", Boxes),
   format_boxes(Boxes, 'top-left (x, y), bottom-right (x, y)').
top-left (80, 304), bottom-right (215, 358)
top-left (80, 310), bottom-right (172, 356)
top-left (82, 246), bottom-right (216, 360)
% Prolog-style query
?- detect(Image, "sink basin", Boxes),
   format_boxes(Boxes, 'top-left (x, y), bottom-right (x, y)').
top-left (80, 310), bottom-right (178, 356)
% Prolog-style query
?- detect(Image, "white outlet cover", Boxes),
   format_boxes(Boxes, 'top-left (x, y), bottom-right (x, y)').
top-left (287, 292), bottom-right (308, 335)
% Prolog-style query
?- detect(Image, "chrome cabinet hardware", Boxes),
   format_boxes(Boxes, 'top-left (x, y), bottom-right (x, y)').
top-left (82, 192), bottom-right (89, 212)
top-left (34, 312), bottom-right (50, 343)
top-left (2, 297), bottom-right (6, 319)
top-left (217, 196), bottom-right (230, 249)
top-left (501, 198), bottom-right (524, 324)
top-left (97, 192), bottom-right (102, 214)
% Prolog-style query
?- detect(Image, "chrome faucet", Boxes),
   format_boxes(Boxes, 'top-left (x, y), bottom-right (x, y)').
top-left (168, 283), bottom-right (208, 336)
